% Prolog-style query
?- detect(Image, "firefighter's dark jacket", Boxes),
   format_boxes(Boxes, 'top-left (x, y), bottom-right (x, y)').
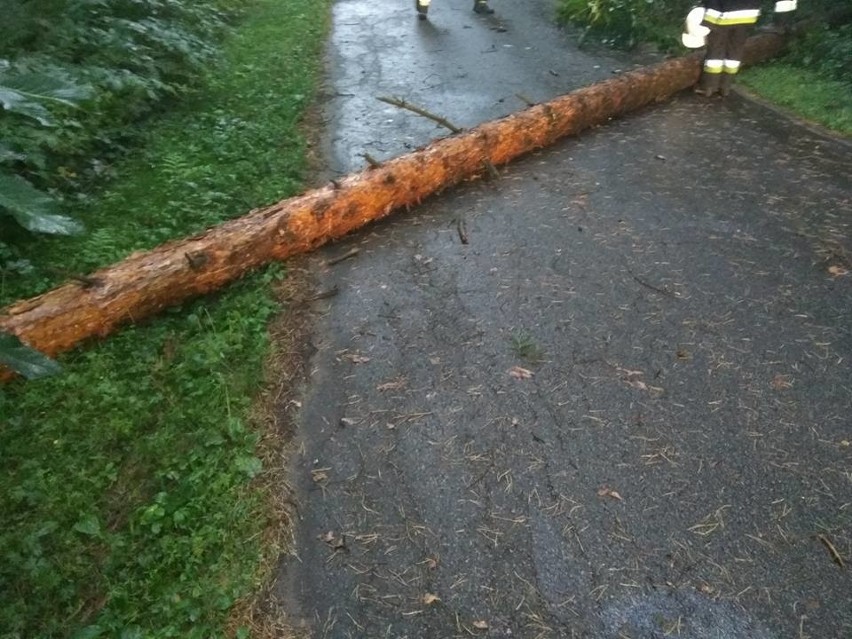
top-left (699, 0), bottom-right (763, 25)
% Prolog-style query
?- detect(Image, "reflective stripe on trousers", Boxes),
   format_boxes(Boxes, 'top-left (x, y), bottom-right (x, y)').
top-left (703, 59), bottom-right (742, 75)
top-left (703, 23), bottom-right (750, 76)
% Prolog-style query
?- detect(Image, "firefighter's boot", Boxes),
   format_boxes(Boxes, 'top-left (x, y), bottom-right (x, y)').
top-left (695, 72), bottom-right (721, 97)
top-left (719, 72), bottom-right (733, 97)
top-left (473, 0), bottom-right (494, 14)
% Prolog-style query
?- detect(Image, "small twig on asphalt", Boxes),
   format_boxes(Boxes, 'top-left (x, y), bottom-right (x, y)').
top-left (515, 93), bottom-right (536, 107)
top-left (627, 267), bottom-right (678, 298)
top-left (376, 96), bottom-right (463, 133)
top-left (457, 219), bottom-right (469, 245)
top-left (361, 152), bottom-right (382, 169)
top-left (306, 285), bottom-right (340, 302)
top-left (326, 247), bottom-right (360, 266)
top-left (817, 534), bottom-right (845, 568)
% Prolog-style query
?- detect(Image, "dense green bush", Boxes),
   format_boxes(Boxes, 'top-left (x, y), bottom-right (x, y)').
top-left (788, 23), bottom-right (851, 83)
top-left (557, 0), bottom-right (851, 90)
top-left (557, 0), bottom-right (692, 47)
top-left (0, 0), bottom-right (250, 244)
top-left (1, 0), bottom-right (249, 193)
top-left (1, 0), bottom-right (252, 374)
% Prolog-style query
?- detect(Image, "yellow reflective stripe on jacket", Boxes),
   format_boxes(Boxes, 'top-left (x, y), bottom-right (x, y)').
top-left (703, 8), bottom-right (760, 25)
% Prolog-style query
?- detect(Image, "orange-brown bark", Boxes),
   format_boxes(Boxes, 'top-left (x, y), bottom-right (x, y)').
top-left (0, 34), bottom-right (787, 372)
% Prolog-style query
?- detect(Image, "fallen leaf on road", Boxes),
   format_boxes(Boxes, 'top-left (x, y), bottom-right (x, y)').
top-left (342, 353), bottom-right (371, 364)
top-left (311, 468), bottom-right (330, 482)
top-left (319, 531), bottom-right (346, 550)
top-left (616, 366), bottom-right (644, 377)
top-left (827, 265), bottom-right (848, 277)
top-left (624, 378), bottom-right (664, 394)
top-left (597, 486), bottom-right (623, 501)
top-left (422, 593), bottom-right (440, 605)
top-left (472, 620), bottom-right (489, 630)
top-left (770, 374), bottom-right (793, 390)
top-left (616, 366), bottom-right (664, 394)
top-left (509, 366), bottom-right (534, 379)
top-left (377, 377), bottom-right (407, 391)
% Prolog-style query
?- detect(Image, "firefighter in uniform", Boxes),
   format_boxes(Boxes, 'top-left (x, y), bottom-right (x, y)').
top-left (682, 1), bottom-right (798, 96)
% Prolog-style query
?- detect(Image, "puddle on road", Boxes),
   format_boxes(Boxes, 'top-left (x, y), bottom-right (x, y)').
top-left (601, 591), bottom-right (776, 639)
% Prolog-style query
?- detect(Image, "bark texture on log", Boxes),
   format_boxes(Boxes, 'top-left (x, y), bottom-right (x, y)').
top-left (0, 34), bottom-right (787, 371)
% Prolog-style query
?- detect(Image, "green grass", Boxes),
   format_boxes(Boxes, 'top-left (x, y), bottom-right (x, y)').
top-left (0, 0), bottom-right (330, 636)
top-left (510, 330), bottom-right (545, 364)
top-left (739, 64), bottom-right (852, 137)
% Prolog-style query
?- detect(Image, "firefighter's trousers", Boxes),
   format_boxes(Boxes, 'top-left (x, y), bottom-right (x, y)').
top-left (698, 23), bottom-right (751, 96)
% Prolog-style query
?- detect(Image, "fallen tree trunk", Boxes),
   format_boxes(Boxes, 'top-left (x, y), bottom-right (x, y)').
top-left (0, 33), bottom-right (788, 372)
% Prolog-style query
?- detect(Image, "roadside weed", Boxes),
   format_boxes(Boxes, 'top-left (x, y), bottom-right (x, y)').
top-left (510, 330), bottom-right (545, 363)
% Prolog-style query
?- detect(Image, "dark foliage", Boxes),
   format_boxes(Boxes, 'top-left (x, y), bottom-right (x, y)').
top-left (556, 0), bottom-right (851, 71)
top-left (1, 0), bottom-right (249, 212)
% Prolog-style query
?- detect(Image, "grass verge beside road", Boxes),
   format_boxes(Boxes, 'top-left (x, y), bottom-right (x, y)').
top-left (0, 0), bottom-right (329, 636)
top-left (739, 64), bottom-right (852, 137)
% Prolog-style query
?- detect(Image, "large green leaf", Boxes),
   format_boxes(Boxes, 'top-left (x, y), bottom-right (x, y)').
top-left (0, 69), bottom-right (92, 125)
top-left (0, 142), bottom-right (26, 163)
top-left (0, 173), bottom-right (85, 235)
top-left (0, 87), bottom-right (53, 125)
top-left (0, 332), bottom-right (61, 379)
top-left (0, 70), bottom-right (92, 103)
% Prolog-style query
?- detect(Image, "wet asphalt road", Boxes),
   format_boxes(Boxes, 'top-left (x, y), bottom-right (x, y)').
top-left (275, 0), bottom-right (852, 637)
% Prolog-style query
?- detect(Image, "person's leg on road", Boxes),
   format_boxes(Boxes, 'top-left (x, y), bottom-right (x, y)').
top-left (415, 0), bottom-right (429, 19)
top-left (696, 25), bottom-right (728, 96)
top-left (720, 24), bottom-right (750, 96)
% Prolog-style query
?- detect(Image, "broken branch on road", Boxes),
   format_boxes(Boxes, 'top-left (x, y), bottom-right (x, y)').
top-left (377, 96), bottom-right (463, 134)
